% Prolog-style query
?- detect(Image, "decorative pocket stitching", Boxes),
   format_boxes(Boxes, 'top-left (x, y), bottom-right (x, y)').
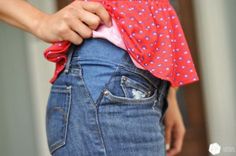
top-left (46, 85), bottom-right (72, 154)
top-left (120, 75), bottom-right (153, 99)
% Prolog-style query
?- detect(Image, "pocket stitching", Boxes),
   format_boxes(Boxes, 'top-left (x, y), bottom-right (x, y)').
top-left (103, 88), bottom-right (158, 104)
top-left (117, 65), bottom-right (156, 88)
top-left (120, 75), bottom-right (152, 98)
top-left (47, 85), bottom-right (72, 154)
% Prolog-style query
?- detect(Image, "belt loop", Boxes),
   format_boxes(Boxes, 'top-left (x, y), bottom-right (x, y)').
top-left (157, 80), bottom-right (168, 104)
top-left (64, 43), bottom-right (76, 73)
top-left (158, 80), bottom-right (171, 123)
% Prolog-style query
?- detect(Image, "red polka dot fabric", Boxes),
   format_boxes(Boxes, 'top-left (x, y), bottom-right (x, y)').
top-left (44, 0), bottom-right (199, 87)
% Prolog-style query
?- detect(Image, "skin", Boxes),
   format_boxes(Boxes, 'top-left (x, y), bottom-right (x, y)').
top-left (165, 87), bottom-right (186, 156)
top-left (0, 0), bottom-right (112, 44)
top-left (0, 0), bottom-right (185, 155)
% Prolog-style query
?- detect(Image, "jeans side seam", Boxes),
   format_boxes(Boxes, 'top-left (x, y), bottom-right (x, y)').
top-left (95, 108), bottom-right (108, 156)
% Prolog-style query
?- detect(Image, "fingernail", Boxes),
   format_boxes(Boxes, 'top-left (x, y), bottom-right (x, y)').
top-left (166, 144), bottom-right (170, 150)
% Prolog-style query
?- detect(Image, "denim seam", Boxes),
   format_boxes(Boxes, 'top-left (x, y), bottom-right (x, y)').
top-left (161, 123), bottom-right (167, 156)
top-left (122, 75), bottom-right (152, 92)
top-left (93, 67), bottom-right (122, 156)
top-left (95, 65), bottom-right (120, 105)
top-left (94, 64), bottom-right (128, 154)
top-left (95, 108), bottom-right (108, 156)
top-left (49, 85), bottom-right (72, 154)
top-left (117, 64), bottom-right (158, 89)
top-left (64, 44), bottom-right (76, 73)
top-left (67, 66), bottom-right (108, 155)
top-left (67, 60), bottom-right (98, 107)
top-left (77, 67), bottom-right (97, 107)
top-left (70, 57), bottom-right (124, 68)
top-left (104, 88), bottom-right (158, 104)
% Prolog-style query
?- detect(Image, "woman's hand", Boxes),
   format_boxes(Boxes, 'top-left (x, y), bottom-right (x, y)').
top-left (0, 0), bottom-right (112, 44)
top-left (35, 0), bottom-right (112, 44)
top-left (164, 87), bottom-right (186, 156)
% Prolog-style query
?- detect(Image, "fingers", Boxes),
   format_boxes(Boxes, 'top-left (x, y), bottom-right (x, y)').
top-left (166, 125), bottom-right (186, 156)
top-left (165, 124), bottom-right (172, 151)
top-left (61, 28), bottom-right (83, 45)
top-left (57, 0), bottom-right (111, 44)
top-left (76, 8), bottom-right (103, 30)
top-left (69, 18), bottom-right (93, 38)
top-left (81, 1), bottom-right (112, 27)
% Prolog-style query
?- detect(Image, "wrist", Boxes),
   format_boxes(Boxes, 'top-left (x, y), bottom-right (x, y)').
top-left (30, 11), bottom-right (49, 38)
top-left (168, 86), bottom-right (178, 95)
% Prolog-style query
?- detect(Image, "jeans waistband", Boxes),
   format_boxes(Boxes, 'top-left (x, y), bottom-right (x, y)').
top-left (64, 38), bottom-right (142, 72)
top-left (64, 38), bottom-right (171, 93)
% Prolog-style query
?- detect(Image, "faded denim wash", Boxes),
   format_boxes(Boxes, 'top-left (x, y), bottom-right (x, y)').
top-left (45, 38), bottom-right (171, 156)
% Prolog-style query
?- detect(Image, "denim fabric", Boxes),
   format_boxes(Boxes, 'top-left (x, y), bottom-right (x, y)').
top-left (45, 38), bottom-right (171, 156)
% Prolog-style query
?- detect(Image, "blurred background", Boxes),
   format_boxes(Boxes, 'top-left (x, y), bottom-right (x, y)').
top-left (0, 0), bottom-right (235, 155)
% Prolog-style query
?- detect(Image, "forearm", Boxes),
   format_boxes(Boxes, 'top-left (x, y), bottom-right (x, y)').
top-left (0, 0), bottom-right (47, 35)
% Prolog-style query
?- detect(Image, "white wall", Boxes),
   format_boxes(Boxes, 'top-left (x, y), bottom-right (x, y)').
top-left (0, 22), bottom-right (38, 156)
top-left (26, 1), bottom-right (57, 156)
top-left (193, 0), bottom-right (236, 155)
top-left (0, 0), bottom-right (56, 156)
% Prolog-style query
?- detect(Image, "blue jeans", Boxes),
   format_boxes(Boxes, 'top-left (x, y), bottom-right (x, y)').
top-left (45, 38), bottom-right (171, 156)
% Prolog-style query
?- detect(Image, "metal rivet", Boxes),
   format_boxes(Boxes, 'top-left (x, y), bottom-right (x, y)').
top-left (122, 76), bottom-right (128, 81)
top-left (66, 86), bottom-right (72, 89)
top-left (103, 90), bottom-right (109, 96)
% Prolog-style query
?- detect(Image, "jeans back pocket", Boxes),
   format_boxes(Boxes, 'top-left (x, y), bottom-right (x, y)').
top-left (46, 85), bottom-right (72, 154)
